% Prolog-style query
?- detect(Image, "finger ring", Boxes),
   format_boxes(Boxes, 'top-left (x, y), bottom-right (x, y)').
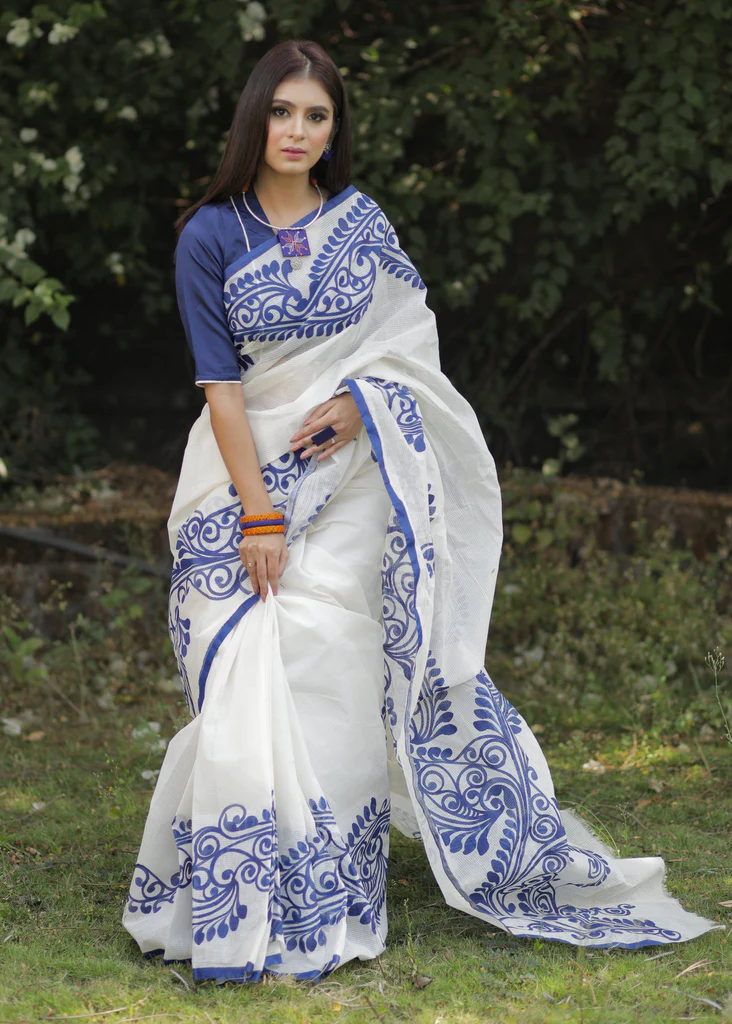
top-left (311, 424), bottom-right (337, 446)
top-left (330, 437), bottom-right (335, 445)
top-left (247, 562), bottom-right (254, 567)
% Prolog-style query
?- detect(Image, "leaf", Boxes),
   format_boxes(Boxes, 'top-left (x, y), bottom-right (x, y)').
top-left (512, 523), bottom-right (532, 545)
top-left (16, 261), bottom-right (45, 286)
top-left (537, 528), bottom-right (555, 550)
top-left (51, 306), bottom-right (71, 331)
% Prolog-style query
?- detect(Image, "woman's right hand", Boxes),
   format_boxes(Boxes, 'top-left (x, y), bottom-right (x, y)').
top-left (239, 531), bottom-right (289, 601)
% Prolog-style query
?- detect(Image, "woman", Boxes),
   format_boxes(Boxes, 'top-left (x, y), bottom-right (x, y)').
top-left (123, 39), bottom-right (717, 982)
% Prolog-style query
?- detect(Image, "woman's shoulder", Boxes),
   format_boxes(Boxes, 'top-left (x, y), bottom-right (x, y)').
top-left (175, 202), bottom-right (236, 269)
top-left (348, 187), bottom-right (388, 221)
top-left (178, 202), bottom-right (227, 246)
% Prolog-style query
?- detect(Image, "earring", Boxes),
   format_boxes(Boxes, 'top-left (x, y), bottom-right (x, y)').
top-left (322, 141), bottom-right (333, 163)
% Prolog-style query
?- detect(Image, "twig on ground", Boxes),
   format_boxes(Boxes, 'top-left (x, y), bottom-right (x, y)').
top-left (43, 674), bottom-right (89, 722)
top-left (662, 987), bottom-right (723, 1011)
top-left (362, 996), bottom-right (386, 1022)
top-left (38, 1004), bottom-right (139, 1021)
top-left (168, 968), bottom-right (191, 991)
top-left (694, 740), bottom-right (711, 775)
top-left (644, 950), bottom-right (677, 962)
top-left (115, 1016), bottom-right (188, 1023)
top-left (673, 959), bottom-right (715, 979)
top-left (10, 794), bottom-right (65, 823)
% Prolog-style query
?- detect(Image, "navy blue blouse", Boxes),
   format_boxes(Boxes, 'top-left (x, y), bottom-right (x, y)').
top-left (175, 189), bottom-right (295, 386)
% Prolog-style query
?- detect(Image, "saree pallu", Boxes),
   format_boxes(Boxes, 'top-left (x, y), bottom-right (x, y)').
top-left (123, 186), bottom-right (718, 981)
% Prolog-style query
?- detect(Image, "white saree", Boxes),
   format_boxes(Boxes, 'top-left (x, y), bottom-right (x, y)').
top-left (123, 185), bottom-right (718, 982)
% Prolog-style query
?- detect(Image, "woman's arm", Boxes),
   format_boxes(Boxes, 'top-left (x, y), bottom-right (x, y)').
top-left (205, 382), bottom-right (288, 601)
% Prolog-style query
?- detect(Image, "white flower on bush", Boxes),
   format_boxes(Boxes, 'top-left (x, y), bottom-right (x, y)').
top-left (26, 85), bottom-right (53, 108)
top-left (141, 768), bottom-right (160, 783)
top-left (65, 145), bottom-right (84, 174)
top-left (19, 127), bottom-right (38, 144)
top-left (63, 174), bottom-right (80, 194)
top-left (10, 228), bottom-right (36, 256)
top-left (94, 97), bottom-right (109, 112)
top-left (237, 1), bottom-right (266, 41)
top-left (13, 162), bottom-right (26, 179)
top-left (106, 251), bottom-right (125, 276)
top-left (156, 33), bottom-right (173, 58)
top-left (30, 151), bottom-right (57, 171)
top-left (137, 33), bottom-right (173, 58)
top-left (6, 18), bottom-right (33, 47)
top-left (48, 23), bottom-right (79, 45)
top-left (117, 105), bottom-right (138, 122)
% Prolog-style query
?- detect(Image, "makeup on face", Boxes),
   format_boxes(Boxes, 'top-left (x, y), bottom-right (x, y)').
top-left (265, 78), bottom-right (334, 170)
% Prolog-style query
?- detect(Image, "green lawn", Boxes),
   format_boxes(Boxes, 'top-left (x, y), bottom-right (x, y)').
top-left (1, 701), bottom-right (729, 1024)
top-left (1, 475), bottom-right (731, 1023)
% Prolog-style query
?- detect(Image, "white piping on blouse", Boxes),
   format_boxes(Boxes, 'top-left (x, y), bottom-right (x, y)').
top-left (230, 196), bottom-right (251, 253)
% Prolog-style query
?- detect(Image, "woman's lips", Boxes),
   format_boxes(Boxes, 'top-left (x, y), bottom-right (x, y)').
top-left (282, 148), bottom-right (306, 157)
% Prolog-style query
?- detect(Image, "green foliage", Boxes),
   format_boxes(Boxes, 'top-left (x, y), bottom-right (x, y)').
top-left (490, 478), bottom-right (732, 740)
top-left (1, 1), bottom-right (731, 479)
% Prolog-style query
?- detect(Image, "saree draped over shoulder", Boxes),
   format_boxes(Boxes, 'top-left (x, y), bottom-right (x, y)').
top-left (123, 185), bottom-right (718, 982)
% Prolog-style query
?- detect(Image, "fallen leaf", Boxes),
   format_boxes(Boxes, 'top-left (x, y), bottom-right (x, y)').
top-left (718, 900), bottom-right (732, 908)
top-left (397, 878), bottom-right (409, 886)
top-left (26, 730), bottom-right (46, 742)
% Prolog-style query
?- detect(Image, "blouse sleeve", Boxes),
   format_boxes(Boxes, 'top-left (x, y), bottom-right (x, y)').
top-left (175, 206), bottom-right (241, 387)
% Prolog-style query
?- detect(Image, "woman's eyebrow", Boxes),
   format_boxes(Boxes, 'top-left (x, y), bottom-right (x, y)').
top-left (271, 97), bottom-right (330, 113)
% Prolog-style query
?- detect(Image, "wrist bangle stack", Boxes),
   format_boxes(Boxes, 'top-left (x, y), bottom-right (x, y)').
top-left (240, 511), bottom-right (285, 536)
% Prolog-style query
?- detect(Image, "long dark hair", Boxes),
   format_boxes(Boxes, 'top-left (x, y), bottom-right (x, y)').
top-left (176, 39), bottom-right (351, 235)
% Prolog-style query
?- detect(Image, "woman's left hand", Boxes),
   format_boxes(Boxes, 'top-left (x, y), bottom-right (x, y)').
top-left (289, 393), bottom-right (363, 461)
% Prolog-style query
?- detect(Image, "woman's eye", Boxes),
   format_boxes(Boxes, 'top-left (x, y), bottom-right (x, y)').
top-left (271, 107), bottom-right (288, 117)
top-left (309, 113), bottom-right (326, 122)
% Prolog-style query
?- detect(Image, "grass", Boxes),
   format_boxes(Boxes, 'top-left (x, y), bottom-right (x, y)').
top-left (1, 471), bottom-right (731, 1022)
top-left (1, 700), bottom-right (730, 1024)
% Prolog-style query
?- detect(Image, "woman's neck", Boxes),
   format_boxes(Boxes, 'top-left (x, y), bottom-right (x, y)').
top-left (252, 167), bottom-right (319, 226)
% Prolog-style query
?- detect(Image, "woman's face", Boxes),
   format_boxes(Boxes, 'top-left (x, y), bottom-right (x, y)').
top-left (263, 75), bottom-right (335, 179)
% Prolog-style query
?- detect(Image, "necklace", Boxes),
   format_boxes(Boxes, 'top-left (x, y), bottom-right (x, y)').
top-left (242, 183), bottom-right (324, 270)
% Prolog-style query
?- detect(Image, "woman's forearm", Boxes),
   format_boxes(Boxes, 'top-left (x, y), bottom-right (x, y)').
top-left (204, 383), bottom-right (274, 514)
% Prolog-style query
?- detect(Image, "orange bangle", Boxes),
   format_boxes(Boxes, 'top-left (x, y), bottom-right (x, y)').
top-left (240, 512), bottom-right (284, 522)
top-left (242, 525), bottom-right (285, 536)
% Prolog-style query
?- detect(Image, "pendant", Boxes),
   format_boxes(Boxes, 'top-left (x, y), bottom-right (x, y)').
top-left (278, 228), bottom-right (311, 269)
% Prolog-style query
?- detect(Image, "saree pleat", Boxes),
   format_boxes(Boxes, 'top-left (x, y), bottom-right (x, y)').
top-left (123, 186), bottom-right (719, 981)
